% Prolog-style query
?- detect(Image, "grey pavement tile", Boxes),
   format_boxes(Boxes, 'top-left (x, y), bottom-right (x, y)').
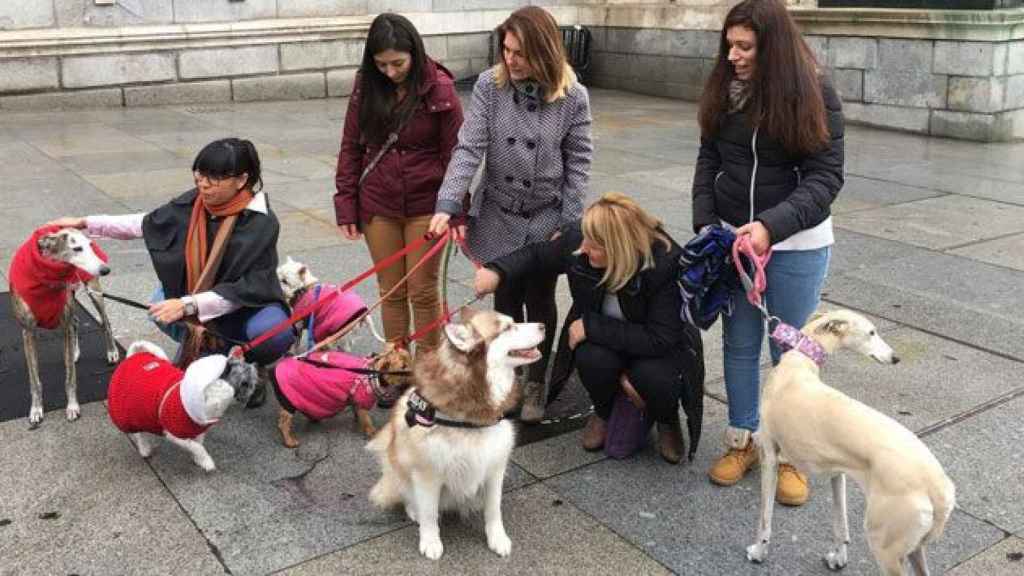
top-left (946, 536), bottom-right (1024, 576)
top-left (0, 141), bottom-right (73, 182)
top-left (948, 233), bottom-right (1024, 272)
top-left (835, 195), bottom-right (1024, 251)
top-left (272, 177), bottom-right (338, 213)
top-left (619, 164), bottom-right (695, 195)
top-left (80, 167), bottom-right (195, 201)
top-left (545, 401), bottom-right (1004, 576)
top-left (259, 153), bottom-right (337, 182)
top-left (133, 128), bottom-right (251, 158)
top-left (924, 395), bottom-right (1024, 534)
top-left (592, 144), bottom-right (673, 177)
top-left (825, 252), bottom-right (1024, 360)
top-left (860, 164), bottom-right (1024, 207)
top-left (827, 227), bottom-right (928, 279)
top-left (1, 170), bottom-right (131, 215)
top-left (276, 210), bottom-right (350, 256)
top-left (146, 395), bottom-right (535, 576)
top-left (19, 124), bottom-right (165, 158)
top-left (57, 148), bottom-right (187, 177)
top-left (279, 482), bottom-right (670, 576)
top-left (832, 175), bottom-right (947, 214)
top-left (0, 403), bottom-right (225, 576)
top-left (512, 427), bottom-right (607, 479)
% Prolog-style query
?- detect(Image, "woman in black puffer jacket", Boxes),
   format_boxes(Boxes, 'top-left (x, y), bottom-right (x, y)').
top-left (692, 0), bottom-right (844, 505)
top-left (475, 193), bottom-right (704, 464)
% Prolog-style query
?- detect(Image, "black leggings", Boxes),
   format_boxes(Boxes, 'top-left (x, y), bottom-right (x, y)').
top-left (575, 341), bottom-right (683, 425)
top-left (493, 270), bottom-right (558, 384)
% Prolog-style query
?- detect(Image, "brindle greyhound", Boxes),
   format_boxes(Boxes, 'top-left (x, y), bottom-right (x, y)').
top-left (9, 227), bottom-right (120, 427)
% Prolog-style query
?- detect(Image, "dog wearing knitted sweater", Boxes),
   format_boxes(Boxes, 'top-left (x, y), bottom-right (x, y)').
top-left (108, 341), bottom-right (258, 472)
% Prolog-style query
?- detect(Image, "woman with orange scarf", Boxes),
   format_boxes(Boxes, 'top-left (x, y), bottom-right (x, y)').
top-left (49, 138), bottom-right (293, 407)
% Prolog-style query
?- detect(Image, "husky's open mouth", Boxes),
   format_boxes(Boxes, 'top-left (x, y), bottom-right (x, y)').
top-left (509, 347), bottom-right (541, 360)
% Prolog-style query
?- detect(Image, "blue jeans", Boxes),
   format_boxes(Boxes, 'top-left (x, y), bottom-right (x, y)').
top-left (150, 287), bottom-right (294, 366)
top-left (722, 246), bottom-right (831, 431)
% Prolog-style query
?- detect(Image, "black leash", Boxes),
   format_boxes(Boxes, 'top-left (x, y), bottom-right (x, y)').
top-left (94, 290), bottom-right (248, 347)
top-left (295, 354), bottom-right (412, 377)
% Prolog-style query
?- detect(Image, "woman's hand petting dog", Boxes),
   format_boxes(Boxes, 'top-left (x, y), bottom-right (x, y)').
top-left (150, 299), bottom-right (186, 324)
top-left (568, 318), bottom-right (586, 350)
top-left (474, 267), bottom-right (501, 296)
top-left (44, 216), bottom-right (87, 229)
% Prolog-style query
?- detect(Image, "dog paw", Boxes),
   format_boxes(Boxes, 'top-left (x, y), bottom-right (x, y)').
top-left (487, 529), bottom-right (512, 557)
top-left (824, 546), bottom-right (848, 571)
top-left (65, 403), bottom-right (80, 422)
top-left (28, 406), bottom-right (44, 428)
top-left (747, 543), bottom-right (768, 563)
top-left (419, 536), bottom-right (444, 560)
top-left (194, 454), bottom-right (216, 472)
top-left (404, 503), bottom-right (418, 523)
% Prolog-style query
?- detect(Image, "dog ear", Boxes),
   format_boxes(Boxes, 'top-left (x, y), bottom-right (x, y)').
top-left (815, 318), bottom-right (849, 336)
top-left (37, 232), bottom-right (64, 256)
top-left (223, 355), bottom-right (258, 403)
top-left (444, 322), bottom-right (480, 353)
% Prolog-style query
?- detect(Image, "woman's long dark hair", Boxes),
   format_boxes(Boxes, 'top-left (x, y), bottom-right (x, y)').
top-left (698, 0), bottom-right (829, 156)
top-left (358, 13), bottom-right (428, 146)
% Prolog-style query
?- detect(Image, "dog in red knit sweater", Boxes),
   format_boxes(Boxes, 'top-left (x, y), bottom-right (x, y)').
top-left (109, 341), bottom-right (258, 472)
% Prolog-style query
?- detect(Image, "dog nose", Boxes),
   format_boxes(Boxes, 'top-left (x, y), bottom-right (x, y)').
top-left (99, 265), bottom-right (111, 276)
top-left (891, 355), bottom-right (900, 364)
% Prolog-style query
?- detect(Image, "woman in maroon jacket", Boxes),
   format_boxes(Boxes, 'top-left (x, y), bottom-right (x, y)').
top-left (334, 13), bottom-right (464, 354)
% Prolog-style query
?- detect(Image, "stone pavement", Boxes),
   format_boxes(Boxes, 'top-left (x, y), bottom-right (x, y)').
top-left (1, 88), bottom-right (1023, 576)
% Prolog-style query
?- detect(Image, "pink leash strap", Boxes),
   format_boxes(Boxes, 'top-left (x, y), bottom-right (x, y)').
top-left (731, 234), bottom-right (772, 310)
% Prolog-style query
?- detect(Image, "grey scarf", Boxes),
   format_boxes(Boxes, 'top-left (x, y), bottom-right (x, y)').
top-left (728, 79), bottom-right (751, 114)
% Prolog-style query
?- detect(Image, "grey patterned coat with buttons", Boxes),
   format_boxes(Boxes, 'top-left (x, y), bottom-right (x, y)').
top-left (436, 67), bottom-right (593, 263)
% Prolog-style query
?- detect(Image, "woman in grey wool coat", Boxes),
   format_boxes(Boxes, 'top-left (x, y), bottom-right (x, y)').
top-left (428, 6), bottom-right (593, 422)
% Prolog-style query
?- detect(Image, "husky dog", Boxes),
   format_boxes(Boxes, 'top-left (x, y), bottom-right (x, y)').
top-left (367, 309), bottom-right (545, 560)
top-left (747, 310), bottom-right (955, 576)
top-left (108, 341), bottom-right (258, 472)
top-left (8, 226), bottom-right (119, 427)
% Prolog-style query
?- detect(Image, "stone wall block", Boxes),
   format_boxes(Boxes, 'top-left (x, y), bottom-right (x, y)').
top-left (934, 41), bottom-right (995, 76)
top-left (0, 58), bottom-right (59, 93)
top-left (1005, 74), bottom-right (1024, 110)
top-left (278, 0), bottom-right (367, 18)
top-left (667, 30), bottom-right (705, 58)
top-left (832, 68), bottom-right (863, 102)
top-left (804, 35), bottom-right (829, 68)
top-left (327, 67), bottom-right (358, 97)
top-left (865, 39), bottom-right (946, 108)
top-left (53, 0), bottom-right (172, 27)
top-left (447, 33), bottom-right (491, 59)
top-left (423, 35), bottom-right (448, 60)
top-left (664, 57), bottom-right (703, 87)
top-left (698, 31), bottom-right (721, 59)
top-left (280, 40), bottom-right (365, 72)
top-left (993, 43), bottom-right (1007, 76)
top-left (930, 110), bottom-right (999, 142)
top-left (947, 76), bottom-right (1004, 113)
top-left (441, 59), bottom-right (472, 81)
top-left (62, 53), bottom-right (175, 89)
top-left (0, 88), bottom-right (123, 111)
top-left (1008, 41), bottom-right (1024, 75)
top-left (173, 0), bottom-right (275, 23)
top-left (0, 3), bottom-right (54, 30)
top-left (124, 80), bottom-right (231, 107)
top-left (233, 73), bottom-right (326, 102)
top-left (842, 102), bottom-right (930, 134)
top-left (828, 37), bottom-right (877, 70)
top-left (179, 46), bottom-right (279, 80)
top-left (366, 0), bottom-right (432, 12)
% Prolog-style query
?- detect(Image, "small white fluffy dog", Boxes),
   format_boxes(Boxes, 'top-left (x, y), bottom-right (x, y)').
top-left (747, 310), bottom-right (955, 576)
top-left (367, 309), bottom-right (545, 560)
top-left (107, 341), bottom-right (258, 472)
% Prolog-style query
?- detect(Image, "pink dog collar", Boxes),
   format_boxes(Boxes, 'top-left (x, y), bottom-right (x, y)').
top-left (770, 322), bottom-right (827, 367)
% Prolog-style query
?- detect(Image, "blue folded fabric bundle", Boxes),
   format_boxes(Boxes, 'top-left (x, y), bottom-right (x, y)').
top-left (678, 225), bottom-right (740, 330)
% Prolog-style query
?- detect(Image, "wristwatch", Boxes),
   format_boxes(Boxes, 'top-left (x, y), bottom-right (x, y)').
top-left (181, 296), bottom-right (198, 317)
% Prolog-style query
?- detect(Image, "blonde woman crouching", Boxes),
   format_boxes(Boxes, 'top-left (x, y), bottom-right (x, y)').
top-left (474, 193), bottom-right (704, 463)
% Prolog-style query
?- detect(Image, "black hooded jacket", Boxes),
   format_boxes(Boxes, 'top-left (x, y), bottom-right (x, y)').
top-left (142, 189), bottom-right (286, 309)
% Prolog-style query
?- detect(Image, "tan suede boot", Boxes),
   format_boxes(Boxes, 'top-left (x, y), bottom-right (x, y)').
top-left (657, 419), bottom-right (685, 465)
top-left (708, 427), bottom-right (758, 486)
top-left (776, 463), bottom-right (810, 506)
top-left (581, 414), bottom-right (607, 451)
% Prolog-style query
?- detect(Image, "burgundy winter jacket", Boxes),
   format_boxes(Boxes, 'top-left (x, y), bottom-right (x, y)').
top-left (334, 59), bottom-right (464, 226)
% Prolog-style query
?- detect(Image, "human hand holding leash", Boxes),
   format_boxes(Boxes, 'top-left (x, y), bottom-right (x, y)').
top-left (735, 221), bottom-right (771, 256)
top-left (568, 318), bottom-right (586, 350)
top-left (338, 224), bottom-right (362, 241)
top-left (428, 212), bottom-right (466, 242)
top-left (150, 299), bottom-right (186, 324)
top-left (45, 216), bottom-right (87, 229)
top-left (474, 267), bottom-right (500, 296)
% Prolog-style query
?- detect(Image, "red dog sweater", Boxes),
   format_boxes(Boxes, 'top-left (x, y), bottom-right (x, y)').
top-left (8, 225), bottom-right (108, 329)
top-left (108, 353), bottom-right (227, 439)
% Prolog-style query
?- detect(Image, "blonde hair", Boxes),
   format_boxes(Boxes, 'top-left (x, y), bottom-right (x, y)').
top-left (580, 193), bottom-right (672, 293)
top-left (493, 7), bottom-right (575, 102)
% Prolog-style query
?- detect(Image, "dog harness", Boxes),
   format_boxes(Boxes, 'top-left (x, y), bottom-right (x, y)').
top-left (404, 390), bottom-right (501, 429)
top-left (770, 322), bottom-right (827, 367)
top-left (8, 225), bottom-right (108, 329)
top-left (293, 283), bottom-right (367, 344)
top-left (108, 353), bottom-right (227, 439)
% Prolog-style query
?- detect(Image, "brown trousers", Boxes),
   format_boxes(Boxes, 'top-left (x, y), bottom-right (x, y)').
top-left (363, 214), bottom-right (441, 353)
